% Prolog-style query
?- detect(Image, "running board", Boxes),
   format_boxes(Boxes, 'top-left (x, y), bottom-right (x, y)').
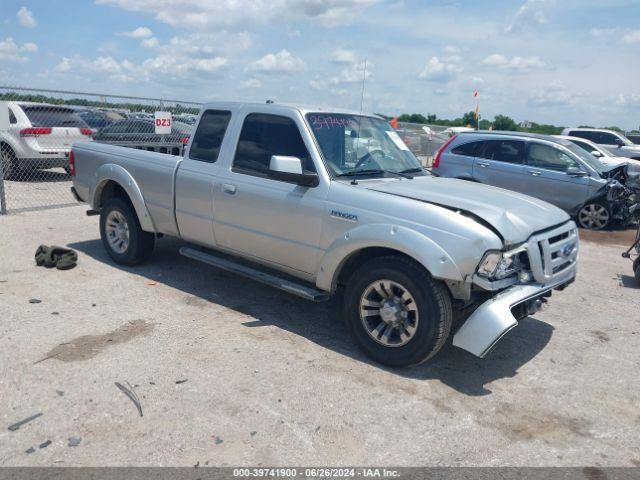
top-left (179, 247), bottom-right (330, 302)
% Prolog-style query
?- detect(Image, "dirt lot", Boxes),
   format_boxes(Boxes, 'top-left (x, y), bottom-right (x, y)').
top-left (0, 206), bottom-right (639, 466)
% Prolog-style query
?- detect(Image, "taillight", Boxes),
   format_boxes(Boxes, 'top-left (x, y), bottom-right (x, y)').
top-left (432, 134), bottom-right (457, 169)
top-left (181, 137), bottom-right (190, 145)
top-left (69, 150), bottom-right (76, 177)
top-left (80, 128), bottom-right (92, 136)
top-left (20, 127), bottom-right (52, 136)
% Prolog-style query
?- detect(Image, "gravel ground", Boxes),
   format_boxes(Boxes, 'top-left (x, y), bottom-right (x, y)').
top-left (0, 206), bottom-right (639, 467)
top-left (1, 169), bottom-right (74, 214)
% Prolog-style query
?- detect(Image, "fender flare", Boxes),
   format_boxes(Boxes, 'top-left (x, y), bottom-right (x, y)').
top-left (90, 163), bottom-right (156, 232)
top-left (315, 223), bottom-right (463, 292)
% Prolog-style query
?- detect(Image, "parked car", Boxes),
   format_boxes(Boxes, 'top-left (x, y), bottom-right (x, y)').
top-left (70, 102), bottom-right (578, 367)
top-left (76, 109), bottom-right (126, 130)
top-left (92, 118), bottom-right (193, 147)
top-left (442, 126), bottom-right (474, 138)
top-left (0, 102), bottom-right (92, 178)
top-left (560, 128), bottom-right (640, 160)
top-left (432, 131), bottom-right (634, 230)
top-left (554, 135), bottom-right (640, 168)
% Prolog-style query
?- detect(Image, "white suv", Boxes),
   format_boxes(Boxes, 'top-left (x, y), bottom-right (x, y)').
top-left (1, 102), bottom-right (92, 178)
top-left (561, 127), bottom-right (640, 160)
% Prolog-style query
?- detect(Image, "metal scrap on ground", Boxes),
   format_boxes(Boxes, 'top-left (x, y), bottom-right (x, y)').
top-left (114, 381), bottom-right (143, 417)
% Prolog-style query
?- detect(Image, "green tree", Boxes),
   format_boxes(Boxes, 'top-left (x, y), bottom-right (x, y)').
top-left (492, 114), bottom-right (518, 131)
top-left (462, 111), bottom-right (477, 127)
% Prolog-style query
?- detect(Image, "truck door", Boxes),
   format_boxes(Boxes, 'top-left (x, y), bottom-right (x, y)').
top-left (212, 112), bottom-right (328, 275)
top-left (519, 142), bottom-right (590, 211)
top-left (472, 139), bottom-right (526, 191)
top-left (175, 109), bottom-right (232, 246)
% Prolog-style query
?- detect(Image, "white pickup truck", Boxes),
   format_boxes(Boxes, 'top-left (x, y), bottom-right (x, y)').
top-left (70, 102), bottom-right (578, 367)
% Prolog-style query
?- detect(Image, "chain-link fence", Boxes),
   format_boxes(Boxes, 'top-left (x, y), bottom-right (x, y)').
top-left (0, 86), bottom-right (202, 214)
top-left (394, 122), bottom-right (449, 167)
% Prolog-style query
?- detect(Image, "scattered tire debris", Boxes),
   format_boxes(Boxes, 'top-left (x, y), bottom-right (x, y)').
top-left (39, 440), bottom-right (51, 449)
top-left (214, 436), bottom-right (223, 445)
top-left (29, 298), bottom-right (42, 304)
top-left (175, 379), bottom-right (188, 384)
top-left (25, 447), bottom-right (35, 454)
top-left (115, 381), bottom-right (143, 417)
top-left (8, 412), bottom-right (43, 431)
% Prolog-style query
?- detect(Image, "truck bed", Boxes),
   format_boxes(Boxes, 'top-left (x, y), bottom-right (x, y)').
top-left (72, 141), bottom-right (182, 236)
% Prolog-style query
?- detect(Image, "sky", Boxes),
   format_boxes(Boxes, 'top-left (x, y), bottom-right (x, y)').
top-left (1, 0), bottom-right (639, 129)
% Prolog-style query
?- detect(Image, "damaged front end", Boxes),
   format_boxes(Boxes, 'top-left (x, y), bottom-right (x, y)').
top-left (592, 163), bottom-right (640, 228)
top-left (452, 221), bottom-right (578, 358)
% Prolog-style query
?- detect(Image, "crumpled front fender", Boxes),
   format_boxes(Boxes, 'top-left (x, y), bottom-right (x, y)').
top-left (315, 223), bottom-right (463, 292)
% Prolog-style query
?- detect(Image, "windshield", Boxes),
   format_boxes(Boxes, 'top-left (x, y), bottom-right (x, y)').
top-left (564, 143), bottom-right (608, 176)
top-left (306, 113), bottom-right (423, 177)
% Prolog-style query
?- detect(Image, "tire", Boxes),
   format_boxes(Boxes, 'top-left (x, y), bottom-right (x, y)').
top-left (577, 201), bottom-right (612, 230)
top-left (1, 147), bottom-right (17, 179)
top-left (634, 257), bottom-right (640, 283)
top-left (100, 197), bottom-right (155, 265)
top-left (343, 256), bottom-right (453, 367)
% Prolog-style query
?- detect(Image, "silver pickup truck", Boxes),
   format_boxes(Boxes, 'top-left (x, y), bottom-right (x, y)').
top-left (70, 102), bottom-right (578, 367)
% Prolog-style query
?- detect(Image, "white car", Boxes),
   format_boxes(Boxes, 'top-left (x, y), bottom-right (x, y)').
top-left (1, 102), bottom-right (92, 178)
top-left (554, 135), bottom-right (640, 168)
top-left (560, 127), bottom-right (640, 160)
top-left (442, 126), bottom-right (475, 138)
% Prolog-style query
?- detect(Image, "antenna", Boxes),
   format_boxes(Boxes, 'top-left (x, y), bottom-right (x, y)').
top-left (352, 58), bottom-right (368, 184)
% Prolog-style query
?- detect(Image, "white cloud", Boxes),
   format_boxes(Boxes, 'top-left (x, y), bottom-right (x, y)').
top-left (331, 48), bottom-right (358, 64)
top-left (482, 53), bottom-right (546, 71)
top-left (418, 56), bottom-right (461, 82)
top-left (141, 37), bottom-right (159, 48)
top-left (53, 57), bottom-right (72, 74)
top-left (506, 0), bottom-right (554, 33)
top-left (589, 27), bottom-right (618, 37)
top-left (122, 26), bottom-right (153, 39)
top-left (17, 6), bottom-right (36, 28)
top-left (241, 78), bottom-right (262, 88)
top-left (615, 93), bottom-right (640, 107)
top-left (0, 37), bottom-right (38, 62)
top-left (96, 0), bottom-right (378, 29)
top-left (529, 81), bottom-right (576, 107)
top-left (246, 49), bottom-right (306, 74)
top-left (330, 61), bottom-right (372, 85)
top-left (622, 30), bottom-right (640, 44)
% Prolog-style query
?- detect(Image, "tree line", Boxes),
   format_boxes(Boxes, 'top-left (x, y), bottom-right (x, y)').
top-left (378, 112), bottom-right (636, 135)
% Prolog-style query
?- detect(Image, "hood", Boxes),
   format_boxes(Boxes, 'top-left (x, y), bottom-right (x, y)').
top-left (365, 177), bottom-right (570, 246)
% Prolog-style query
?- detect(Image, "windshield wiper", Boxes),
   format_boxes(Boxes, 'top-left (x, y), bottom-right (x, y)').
top-left (398, 167), bottom-right (425, 174)
top-left (335, 169), bottom-right (414, 180)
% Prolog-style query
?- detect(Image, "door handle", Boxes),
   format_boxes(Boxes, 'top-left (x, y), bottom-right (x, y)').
top-left (528, 170), bottom-right (541, 176)
top-left (222, 184), bottom-right (237, 194)
top-left (477, 162), bottom-right (490, 167)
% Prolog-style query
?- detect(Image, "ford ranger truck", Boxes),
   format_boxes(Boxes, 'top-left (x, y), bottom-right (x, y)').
top-left (70, 102), bottom-right (578, 367)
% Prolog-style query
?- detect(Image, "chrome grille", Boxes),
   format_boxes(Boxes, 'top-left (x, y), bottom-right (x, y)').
top-left (526, 222), bottom-right (579, 284)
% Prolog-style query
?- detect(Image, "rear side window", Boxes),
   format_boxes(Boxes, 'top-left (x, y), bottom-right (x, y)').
top-left (233, 113), bottom-right (313, 176)
top-left (189, 110), bottom-right (231, 163)
top-left (477, 140), bottom-right (524, 164)
top-left (21, 106), bottom-right (87, 128)
top-left (8, 108), bottom-right (17, 124)
top-left (451, 141), bottom-right (479, 156)
top-left (569, 130), bottom-right (596, 142)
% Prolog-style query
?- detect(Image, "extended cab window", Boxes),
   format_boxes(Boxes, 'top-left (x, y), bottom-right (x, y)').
top-left (189, 110), bottom-right (231, 163)
top-left (477, 140), bottom-right (524, 164)
top-left (597, 132), bottom-right (621, 144)
top-left (451, 141), bottom-right (479, 157)
top-left (233, 114), bottom-right (314, 176)
top-left (527, 143), bottom-right (578, 171)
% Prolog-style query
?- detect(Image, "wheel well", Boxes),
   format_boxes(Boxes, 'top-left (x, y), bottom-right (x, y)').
top-left (98, 180), bottom-right (131, 208)
top-left (336, 247), bottom-right (425, 288)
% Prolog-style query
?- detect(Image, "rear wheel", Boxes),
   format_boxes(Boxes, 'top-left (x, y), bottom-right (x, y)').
top-left (1, 147), bottom-right (17, 179)
top-left (100, 197), bottom-right (155, 265)
top-left (577, 202), bottom-right (611, 230)
top-left (343, 256), bottom-right (452, 367)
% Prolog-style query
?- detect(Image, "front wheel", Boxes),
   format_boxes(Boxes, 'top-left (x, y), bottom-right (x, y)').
top-left (633, 257), bottom-right (640, 283)
top-left (343, 256), bottom-right (453, 367)
top-left (577, 202), bottom-right (611, 230)
top-left (100, 197), bottom-right (155, 265)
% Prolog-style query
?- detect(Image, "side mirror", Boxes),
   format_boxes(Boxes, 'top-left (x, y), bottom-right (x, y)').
top-left (590, 150), bottom-right (603, 157)
top-left (566, 166), bottom-right (588, 177)
top-left (268, 155), bottom-right (319, 187)
top-left (615, 138), bottom-right (625, 148)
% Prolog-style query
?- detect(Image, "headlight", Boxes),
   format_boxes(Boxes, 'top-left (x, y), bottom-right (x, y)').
top-left (477, 250), bottom-right (518, 279)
